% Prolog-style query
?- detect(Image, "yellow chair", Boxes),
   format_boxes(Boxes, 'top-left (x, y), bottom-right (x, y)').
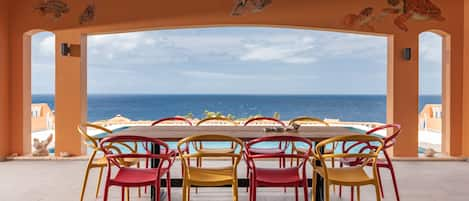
top-left (177, 134), bottom-right (244, 201)
top-left (195, 117), bottom-right (238, 167)
top-left (77, 123), bottom-right (140, 201)
top-left (311, 135), bottom-right (384, 201)
top-left (288, 116), bottom-right (330, 166)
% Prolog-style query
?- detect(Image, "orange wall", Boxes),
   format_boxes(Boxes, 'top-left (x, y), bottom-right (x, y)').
top-left (463, 1), bottom-right (469, 156)
top-left (54, 31), bottom-right (87, 156)
top-left (2, 0), bottom-right (467, 157)
top-left (0, 0), bottom-right (9, 160)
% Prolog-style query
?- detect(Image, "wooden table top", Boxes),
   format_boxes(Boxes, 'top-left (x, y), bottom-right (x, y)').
top-left (113, 126), bottom-right (362, 141)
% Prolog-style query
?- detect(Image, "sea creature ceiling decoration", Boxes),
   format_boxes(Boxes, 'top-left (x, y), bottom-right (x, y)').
top-left (344, 0), bottom-right (445, 32)
top-left (80, 0), bottom-right (96, 24)
top-left (231, 0), bottom-right (272, 16)
top-left (34, 0), bottom-right (70, 20)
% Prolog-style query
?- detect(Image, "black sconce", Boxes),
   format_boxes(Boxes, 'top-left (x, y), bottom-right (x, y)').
top-left (402, 48), bottom-right (412, 61)
top-left (61, 43), bottom-right (71, 56)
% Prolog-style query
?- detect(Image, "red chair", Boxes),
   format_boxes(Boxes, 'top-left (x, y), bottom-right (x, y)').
top-left (243, 117), bottom-right (288, 191)
top-left (339, 124), bottom-right (401, 201)
top-left (146, 117), bottom-right (192, 192)
top-left (244, 135), bottom-right (312, 201)
top-left (100, 135), bottom-right (176, 201)
top-left (151, 117), bottom-right (193, 127)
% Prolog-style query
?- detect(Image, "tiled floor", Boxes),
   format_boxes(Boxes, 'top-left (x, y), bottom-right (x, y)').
top-left (1, 160), bottom-right (468, 201)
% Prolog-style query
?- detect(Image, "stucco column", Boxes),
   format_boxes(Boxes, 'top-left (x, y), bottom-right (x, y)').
top-left (387, 34), bottom-right (419, 157)
top-left (0, 0), bottom-right (9, 160)
top-left (54, 30), bottom-right (87, 156)
top-left (463, 0), bottom-right (469, 157)
top-left (440, 30), bottom-right (463, 157)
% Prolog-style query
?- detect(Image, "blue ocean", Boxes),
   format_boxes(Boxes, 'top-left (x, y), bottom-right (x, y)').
top-left (32, 94), bottom-right (441, 123)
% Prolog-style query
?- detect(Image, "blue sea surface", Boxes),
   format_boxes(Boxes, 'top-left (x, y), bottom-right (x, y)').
top-left (32, 94), bottom-right (441, 123)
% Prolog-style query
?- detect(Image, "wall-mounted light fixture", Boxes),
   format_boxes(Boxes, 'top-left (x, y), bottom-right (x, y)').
top-left (402, 48), bottom-right (412, 61)
top-left (61, 43), bottom-right (71, 56)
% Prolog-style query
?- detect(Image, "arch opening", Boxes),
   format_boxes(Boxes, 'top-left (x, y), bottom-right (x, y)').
top-left (418, 30), bottom-right (450, 157)
top-left (28, 31), bottom-right (56, 156)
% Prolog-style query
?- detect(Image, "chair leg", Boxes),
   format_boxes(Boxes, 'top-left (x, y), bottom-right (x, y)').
top-left (95, 167), bottom-right (104, 198)
top-left (295, 185), bottom-right (299, 201)
top-left (331, 158), bottom-right (335, 193)
top-left (311, 172), bottom-right (317, 201)
top-left (196, 157), bottom-right (201, 194)
top-left (376, 167), bottom-right (384, 198)
top-left (325, 182), bottom-right (330, 201)
top-left (282, 157), bottom-right (286, 193)
top-left (145, 158), bottom-right (149, 194)
top-left (375, 182), bottom-right (382, 201)
top-left (249, 176), bottom-right (253, 201)
top-left (79, 166), bottom-right (92, 201)
top-left (246, 166), bottom-right (250, 192)
top-left (103, 182), bottom-right (110, 201)
top-left (338, 162), bottom-right (343, 198)
top-left (182, 181), bottom-right (188, 201)
top-left (126, 187), bottom-right (130, 201)
top-left (252, 182), bottom-right (257, 201)
top-left (357, 186), bottom-right (361, 201)
top-left (136, 162), bottom-right (141, 198)
top-left (167, 172), bottom-right (172, 201)
top-left (303, 179), bottom-right (308, 201)
top-left (233, 179), bottom-right (239, 201)
top-left (156, 180), bottom-right (161, 201)
top-left (389, 167), bottom-right (401, 201)
top-left (186, 184), bottom-right (191, 201)
top-left (121, 187), bottom-right (125, 201)
top-left (351, 186), bottom-right (354, 201)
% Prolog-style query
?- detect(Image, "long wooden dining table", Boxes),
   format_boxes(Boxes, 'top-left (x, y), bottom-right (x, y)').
top-left (114, 125), bottom-right (363, 201)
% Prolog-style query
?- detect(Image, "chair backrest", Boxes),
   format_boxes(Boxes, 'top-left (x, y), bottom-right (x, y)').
top-left (151, 117), bottom-right (193, 126)
top-left (288, 116), bottom-right (329, 126)
top-left (366, 124), bottom-right (401, 149)
top-left (314, 135), bottom-right (384, 169)
top-left (100, 135), bottom-right (175, 169)
top-left (245, 135), bottom-right (312, 169)
top-left (77, 123), bottom-right (113, 150)
top-left (196, 117), bottom-right (238, 126)
top-left (177, 134), bottom-right (244, 173)
top-left (243, 117), bottom-right (286, 127)
top-left (342, 124), bottom-right (401, 154)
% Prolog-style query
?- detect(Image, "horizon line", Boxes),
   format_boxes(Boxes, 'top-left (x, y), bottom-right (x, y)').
top-left (31, 93), bottom-right (443, 96)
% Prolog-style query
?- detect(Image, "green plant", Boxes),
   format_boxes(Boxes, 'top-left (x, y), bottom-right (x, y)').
top-left (273, 112), bottom-right (280, 119)
top-left (184, 112), bottom-right (194, 119)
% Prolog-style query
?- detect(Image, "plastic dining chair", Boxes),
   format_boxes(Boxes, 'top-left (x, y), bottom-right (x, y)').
top-left (77, 123), bottom-right (140, 201)
top-left (195, 117), bottom-right (238, 167)
top-left (312, 135), bottom-right (384, 201)
top-left (243, 117), bottom-right (288, 191)
top-left (150, 118), bottom-right (192, 170)
top-left (244, 135), bottom-right (312, 201)
top-left (288, 116), bottom-right (330, 167)
top-left (339, 124), bottom-right (401, 201)
top-left (100, 135), bottom-right (177, 201)
top-left (151, 117), bottom-right (193, 127)
top-left (177, 134), bottom-right (244, 201)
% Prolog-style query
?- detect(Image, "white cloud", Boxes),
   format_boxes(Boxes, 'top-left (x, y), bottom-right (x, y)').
top-left (179, 70), bottom-right (317, 81)
top-left (419, 32), bottom-right (442, 64)
top-left (179, 70), bottom-right (254, 79)
top-left (240, 38), bottom-right (316, 64)
top-left (39, 35), bottom-right (55, 56)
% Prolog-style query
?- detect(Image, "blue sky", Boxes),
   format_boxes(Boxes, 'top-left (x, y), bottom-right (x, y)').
top-left (31, 27), bottom-right (442, 95)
